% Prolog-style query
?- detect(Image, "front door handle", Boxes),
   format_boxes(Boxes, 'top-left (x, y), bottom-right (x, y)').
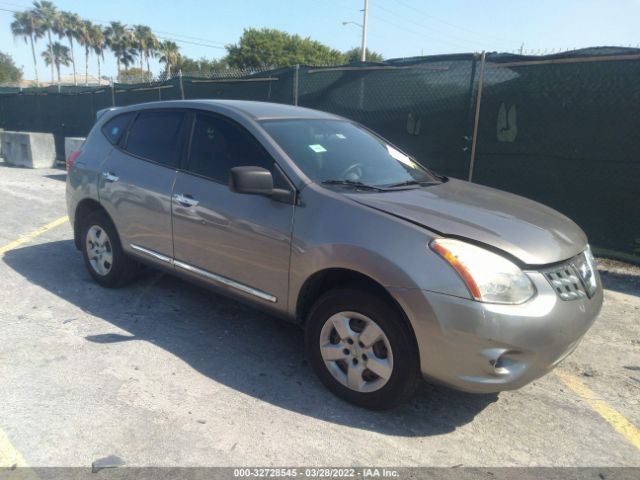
top-left (173, 193), bottom-right (199, 207)
top-left (102, 172), bottom-right (119, 183)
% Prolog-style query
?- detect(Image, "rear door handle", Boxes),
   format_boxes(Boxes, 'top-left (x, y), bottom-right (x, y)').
top-left (173, 193), bottom-right (199, 207)
top-left (102, 172), bottom-right (119, 183)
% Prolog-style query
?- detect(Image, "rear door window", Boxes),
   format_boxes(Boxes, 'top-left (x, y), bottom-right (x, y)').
top-left (101, 112), bottom-right (134, 145)
top-left (125, 110), bottom-right (186, 168)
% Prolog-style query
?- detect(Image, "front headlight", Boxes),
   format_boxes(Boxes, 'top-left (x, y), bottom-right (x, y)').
top-left (430, 238), bottom-right (536, 304)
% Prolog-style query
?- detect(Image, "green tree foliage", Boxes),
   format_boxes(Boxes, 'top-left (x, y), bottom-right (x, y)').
top-left (175, 56), bottom-right (231, 75)
top-left (118, 66), bottom-right (152, 83)
top-left (0, 51), bottom-right (23, 84)
top-left (343, 47), bottom-right (384, 63)
top-left (226, 28), bottom-right (347, 68)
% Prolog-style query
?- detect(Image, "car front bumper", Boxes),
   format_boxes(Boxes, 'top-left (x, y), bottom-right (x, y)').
top-left (390, 271), bottom-right (603, 393)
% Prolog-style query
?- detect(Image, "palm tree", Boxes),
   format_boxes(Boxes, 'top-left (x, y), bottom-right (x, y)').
top-left (133, 25), bottom-right (158, 79)
top-left (145, 32), bottom-right (159, 78)
top-left (58, 11), bottom-right (81, 85)
top-left (105, 21), bottom-right (137, 77)
top-left (91, 24), bottom-right (106, 83)
top-left (32, 0), bottom-right (59, 83)
top-left (11, 10), bottom-right (43, 86)
top-left (77, 20), bottom-right (93, 85)
top-left (158, 40), bottom-right (180, 78)
top-left (42, 41), bottom-right (70, 84)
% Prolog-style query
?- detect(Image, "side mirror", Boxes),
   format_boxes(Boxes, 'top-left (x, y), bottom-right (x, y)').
top-left (229, 166), bottom-right (273, 195)
top-left (229, 166), bottom-right (293, 203)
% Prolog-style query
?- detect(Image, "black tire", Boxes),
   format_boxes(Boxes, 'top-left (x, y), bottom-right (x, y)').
top-left (305, 287), bottom-right (420, 410)
top-left (80, 210), bottom-right (138, 288)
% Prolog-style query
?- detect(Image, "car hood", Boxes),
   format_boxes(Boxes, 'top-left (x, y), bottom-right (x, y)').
top-left (344, 178), bottom-right (587, 266)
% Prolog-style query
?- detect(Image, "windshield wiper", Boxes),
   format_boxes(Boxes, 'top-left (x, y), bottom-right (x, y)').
top-left (382, 180), bottom-right (438, 189)
top-left (321, 179), bottom-right (384, 191)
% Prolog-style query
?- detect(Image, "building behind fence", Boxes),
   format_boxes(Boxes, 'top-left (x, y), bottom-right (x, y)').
top-left (1, 47), bottom-right (638, 263)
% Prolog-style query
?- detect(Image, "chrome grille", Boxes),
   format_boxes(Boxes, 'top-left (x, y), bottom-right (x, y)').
top-left (544, 262), bottom-right (588, 301)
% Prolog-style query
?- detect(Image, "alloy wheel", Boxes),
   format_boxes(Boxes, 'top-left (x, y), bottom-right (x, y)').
top-left (85, 225), bottom-right (113, 276)
top-left (319, 311), bottom-right (394, 393)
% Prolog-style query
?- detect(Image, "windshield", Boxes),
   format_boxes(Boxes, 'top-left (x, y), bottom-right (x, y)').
top-left (260, 119), bottom-right (440, 188)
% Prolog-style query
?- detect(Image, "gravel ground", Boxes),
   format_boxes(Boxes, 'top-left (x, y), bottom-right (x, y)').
top-left (0, 165), bottom-right (638, 468)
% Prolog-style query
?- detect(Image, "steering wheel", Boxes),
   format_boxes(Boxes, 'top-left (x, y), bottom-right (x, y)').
top-left (339, 162), bottom-right (365, 181)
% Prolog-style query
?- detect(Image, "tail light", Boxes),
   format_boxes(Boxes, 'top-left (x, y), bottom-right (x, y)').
top-left (66, 150), bottom-right (82, 170)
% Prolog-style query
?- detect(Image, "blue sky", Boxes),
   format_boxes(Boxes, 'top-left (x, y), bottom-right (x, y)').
top-left (2, 0), bottom-right (639, 81)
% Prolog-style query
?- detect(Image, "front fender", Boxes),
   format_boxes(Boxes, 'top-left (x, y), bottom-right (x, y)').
top-left (287, 242), bottom-right (419, 316)
top-left (287, 185), bottom-right (473, 317)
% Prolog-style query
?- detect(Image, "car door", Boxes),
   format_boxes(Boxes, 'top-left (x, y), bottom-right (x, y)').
top-left (99, 109), bottom-right (188, 261)
top-left (171, 110), bottom-right (295, 308)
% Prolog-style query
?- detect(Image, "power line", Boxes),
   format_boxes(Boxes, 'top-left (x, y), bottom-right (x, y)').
top-left (154, 30), bottom-right (226, 47)
top-left (0, 6), bottom-right (17, 13)
top-left (154, 35), bottom-right (225, 50)
top-left (367, 11), bottom-right (474, 50)
top-left (393, 0), bottom-right (506, 43)
top-left (369, 0), bottom-right (493, 50)
top-left (324, 0), bottom-right (481, 51)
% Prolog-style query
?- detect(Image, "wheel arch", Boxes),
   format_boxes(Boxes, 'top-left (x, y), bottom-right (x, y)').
top-left (73, 199), bottom-right (115, 250)
top-left (295, 268), bottom-right (419, 350)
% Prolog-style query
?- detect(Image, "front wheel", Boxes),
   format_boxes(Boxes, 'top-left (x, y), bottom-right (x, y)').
top-left (305, 288), bottom-right (420, 409)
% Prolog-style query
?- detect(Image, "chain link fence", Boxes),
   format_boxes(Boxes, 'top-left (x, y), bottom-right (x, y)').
top-left (0, 47), bottom-right (638, 262)
top-left (473, 47), bottom-right (640, 262)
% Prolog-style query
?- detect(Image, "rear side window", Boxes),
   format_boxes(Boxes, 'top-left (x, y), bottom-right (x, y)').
top-left (101, 112), bottom-right (134, 145)
top-left (187, 112), bottom-right (272, 182)
top-left (125, 110), bottom-right (186, 167)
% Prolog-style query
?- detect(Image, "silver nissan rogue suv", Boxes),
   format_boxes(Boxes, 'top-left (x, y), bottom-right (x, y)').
top-left (66, 100), bottom-right (602, 409)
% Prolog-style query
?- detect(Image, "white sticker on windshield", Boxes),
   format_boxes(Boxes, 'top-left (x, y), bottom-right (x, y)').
top-left (309, 144), bottom-right (327, 153)
top-left (336, 134), bottom-right (346, 139)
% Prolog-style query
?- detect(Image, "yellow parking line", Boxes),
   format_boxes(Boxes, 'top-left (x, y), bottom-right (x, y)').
top-left (0, 215), bottom-right (69, 471)
top-left (0, 427), bottom-right (27, 467)
top-left (0, 216), bottom-right (68, 255)
top-left (555, 370), bottom-right (640, 450)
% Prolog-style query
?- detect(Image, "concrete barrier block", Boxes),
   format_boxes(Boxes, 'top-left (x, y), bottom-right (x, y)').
top-left (0, 131), bottom-right (56, 168)
top-left (65, 137), bottom-right (86, 161)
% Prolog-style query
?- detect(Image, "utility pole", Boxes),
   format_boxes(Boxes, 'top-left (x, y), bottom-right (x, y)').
top-left (360, 0), bottom-right (369, 61)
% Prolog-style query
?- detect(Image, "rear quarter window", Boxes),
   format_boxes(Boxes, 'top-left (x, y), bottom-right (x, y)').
top-left (101, 112), bottom-right (135, 145)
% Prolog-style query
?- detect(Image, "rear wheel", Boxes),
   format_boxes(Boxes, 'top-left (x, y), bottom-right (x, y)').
top-left (80, 211), bottom-right (138, 288)
top-left (306, 288), bottom-right (419, 409)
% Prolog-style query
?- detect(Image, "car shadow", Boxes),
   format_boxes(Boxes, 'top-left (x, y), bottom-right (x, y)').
top-left (3, 239), bottom-right (498, 437)
top-left (43, 173), bottom-right (67, 182)
top-left (598, 270), bottom-right (640, 298)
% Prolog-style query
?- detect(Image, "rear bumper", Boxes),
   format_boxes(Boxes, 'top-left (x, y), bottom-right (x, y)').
top-left (390, 271), bottom-right (603, 393)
